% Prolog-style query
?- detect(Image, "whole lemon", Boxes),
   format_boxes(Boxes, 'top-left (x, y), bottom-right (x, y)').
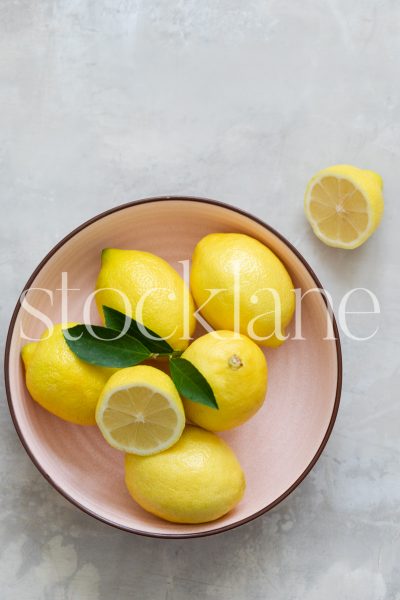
top-left (182, 331), bottom-right (267, 431)
top-left (21, 324), bottom-right (114, 425)
top-left (95, 248), bottom-right (195, 351)
top-left (190, 233), bottom-right (295, 347)
top-left (125, 426), bottom-right (245, 523)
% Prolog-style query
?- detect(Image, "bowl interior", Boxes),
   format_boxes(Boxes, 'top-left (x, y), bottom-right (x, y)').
top-left (7, 199), bottom-right (339, 536)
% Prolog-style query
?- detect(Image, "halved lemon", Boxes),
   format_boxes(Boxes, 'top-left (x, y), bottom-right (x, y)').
top-left (304, 165), bottom-right (384, 249)
top-left (96, 365), bottom-right (185, 455)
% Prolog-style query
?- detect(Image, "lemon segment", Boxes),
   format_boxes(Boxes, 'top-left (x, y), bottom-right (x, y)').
top-left (96, 365), bottom-right (185, 455)
top-left (304, 165), bottom-right (384, 249)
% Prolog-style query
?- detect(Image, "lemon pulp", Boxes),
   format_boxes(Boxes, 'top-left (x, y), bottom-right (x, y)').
top-left (305, 165), bottom-right (383, 249)
top-left (96, 365), bottom-right (185, 455)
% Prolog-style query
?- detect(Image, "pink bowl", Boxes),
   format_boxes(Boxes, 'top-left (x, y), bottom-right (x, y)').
top-left (4, 197), bottom-right (341, 538)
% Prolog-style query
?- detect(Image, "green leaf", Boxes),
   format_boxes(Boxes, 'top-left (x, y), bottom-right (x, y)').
top-left (63, 325), bottom-right (152, 368)
top-left (103, 306), bottom-right (174, 355)
top-left (169, 357), bottom-right (218, 409)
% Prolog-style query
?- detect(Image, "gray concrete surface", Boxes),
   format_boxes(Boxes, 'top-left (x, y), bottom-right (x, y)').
top-left (1, 1), bottom-right (399, 598)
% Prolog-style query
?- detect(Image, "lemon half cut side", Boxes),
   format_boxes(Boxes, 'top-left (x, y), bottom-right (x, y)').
top-left (304, 165), bottom-right (384, 249)
top-left (96, 366), bottom-right (185, 455)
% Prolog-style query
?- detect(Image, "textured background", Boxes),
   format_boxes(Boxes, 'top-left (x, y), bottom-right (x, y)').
top-left (1, 1), bottom-right (399, 598)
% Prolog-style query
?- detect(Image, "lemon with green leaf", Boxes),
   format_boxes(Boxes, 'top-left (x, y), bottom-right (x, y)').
top-left (181, 331), bottom-right (268, 431)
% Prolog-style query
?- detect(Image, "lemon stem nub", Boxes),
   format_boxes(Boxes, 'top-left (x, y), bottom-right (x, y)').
top-left (101, 248), bottom-right (111, 262)
top-left (228, 354), bottom-right (243, 370)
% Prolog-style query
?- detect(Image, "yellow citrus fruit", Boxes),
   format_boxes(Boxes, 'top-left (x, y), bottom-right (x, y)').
top-left (95, 249), bottom-right (196, 351)
top-left (190, 233), bottom-right (295, 347)
top-left (96, 365), bottom-right (185, 455)
top-left (304, 164), bottom-right (384, 249)
top-left (182, 331), bottom-right (267, 431)
top-left (21, 324), bottom-right (114, 425)
top-left (125, 425), bottom-right (245, 523)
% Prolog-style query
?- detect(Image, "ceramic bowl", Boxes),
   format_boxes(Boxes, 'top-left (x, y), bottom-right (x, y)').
top-left (5, 197), bottom-right (341, 538)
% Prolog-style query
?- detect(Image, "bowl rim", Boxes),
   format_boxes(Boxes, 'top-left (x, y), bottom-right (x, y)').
top-left (4, 195), bottom-right (342, 539)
